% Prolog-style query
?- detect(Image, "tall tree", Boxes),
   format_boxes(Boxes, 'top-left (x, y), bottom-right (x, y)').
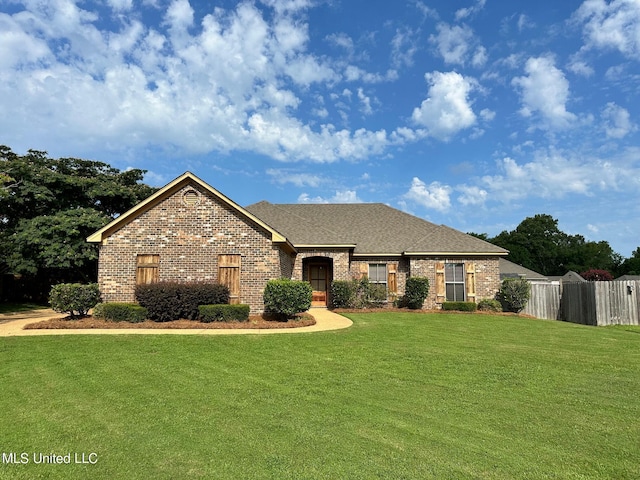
top-left (0, 146), bottom-right (156, 300)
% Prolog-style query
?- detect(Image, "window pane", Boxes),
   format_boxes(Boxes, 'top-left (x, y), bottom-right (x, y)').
top-left (446, 284), bottom-right (455, 301)
top-left (369, 264), bottom-right (386, 283)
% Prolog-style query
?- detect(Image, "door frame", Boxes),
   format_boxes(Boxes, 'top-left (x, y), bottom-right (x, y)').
top-left (304, 258), bottom-right (333, 307)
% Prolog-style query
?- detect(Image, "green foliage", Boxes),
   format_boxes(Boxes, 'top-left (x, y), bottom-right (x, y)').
top-left (263, 279), bottom-right (312, 320)
top-left (497, 278), bottom-right (531, 313)
top-left (580, 269), bottom-right (613, 281)
top-left (402, 277), bottom-right (430, 309)
top-left (198, 304), bottom-right (250, 323)
top-left (49, 283), bottom-right (101, 317)
top-left (93, 303), bottom-right (148, 323)
top-left (477, 298), bottom-right (503, 312)
top-left (331, 280), bottom-right (358, 308)
top-left (0, 145), bottom-right (156, 299)
top-left (442, 301), bottom-right (477, 312)
top-left (330, 277), bottom-right (387, 309)
top-left (135, 282), bottom-right (230, 322)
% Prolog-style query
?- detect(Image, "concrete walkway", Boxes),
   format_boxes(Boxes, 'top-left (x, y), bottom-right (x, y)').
top-left (0, 308), bottom-right (352, 337)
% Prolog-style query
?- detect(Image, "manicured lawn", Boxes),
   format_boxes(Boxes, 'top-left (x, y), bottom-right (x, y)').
top-left (1, 312), bottom-right (639, 479)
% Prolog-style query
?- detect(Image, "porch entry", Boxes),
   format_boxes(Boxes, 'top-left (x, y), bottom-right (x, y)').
top-left (304, 258), bottom-right (333, 307)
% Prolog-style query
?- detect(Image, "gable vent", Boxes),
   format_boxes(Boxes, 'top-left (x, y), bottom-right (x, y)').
top-left (183, 189), bottom-right (200, 206)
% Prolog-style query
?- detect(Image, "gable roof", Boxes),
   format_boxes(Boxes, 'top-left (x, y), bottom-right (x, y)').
top-left (87, 172), bottom-right (290, 246)
top-left (245, 201), bottom-right (508, 256)
top-left (499, 258), bottom-right (549, 281)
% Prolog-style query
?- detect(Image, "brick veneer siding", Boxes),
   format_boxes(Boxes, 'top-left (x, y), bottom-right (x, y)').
top-left (97, 183), bottom-right (289, 314)
top-left (292, 249), bottom-right (351, 282)
top-left (409, 256), bottom-right (501, 309)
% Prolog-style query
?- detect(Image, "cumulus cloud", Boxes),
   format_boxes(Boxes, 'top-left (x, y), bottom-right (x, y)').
top-left (403, 177), bottom-right (452, 212)
top-left (266, 169), bottom-right (323, 187)
top-left (512, 55), bottom-right (576, 129)
top-left (0, 0), bottom-right (397, 162)
top-left (573, 0), bottom-right (640, 60)
top-left (455, 0), bottom-right (486, 21)
top-left (411, 71), bottom-right (477, 140)
top-left (601, 102), bottom-right (636, 138)
top-left (457, 185), bottom-right (488, 206)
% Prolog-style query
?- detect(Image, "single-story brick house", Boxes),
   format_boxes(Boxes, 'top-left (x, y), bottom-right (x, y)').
top-left (87, 172), bottom-right (508, 313)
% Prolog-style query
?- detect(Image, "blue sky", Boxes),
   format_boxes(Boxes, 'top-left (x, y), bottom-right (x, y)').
top-left (1, 0), bottom-right (639, 257)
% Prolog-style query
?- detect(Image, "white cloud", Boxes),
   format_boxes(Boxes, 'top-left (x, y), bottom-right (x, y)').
top-left (267, 169), bottom-right (323, 187)
top-left (0, 1), bottom-right (400, 163)
top-left (411, 71), bottom-right (477, 141)
top-left (357, 88), bottom-right (373, 115)
top-left (457, 185), bottom-right (488, 206)
top-left (298, 189), bottom-right (362, 203)
top-left (601, 102), bottom-right (636, 138)
top-left (391, 27), bottom-right (419, 68)
top-left (512, 55), bottom-right (576, 129)
top-left (430, 23), bottom-right (474, 66)
top-left (573, 0), bottom-right (640, 60)
top-left (567, 58), bottom-right (595, 77)
top-left (403, 177), bottom-right (452, 212)
top-left (455, 0), bottom-right (486, 21)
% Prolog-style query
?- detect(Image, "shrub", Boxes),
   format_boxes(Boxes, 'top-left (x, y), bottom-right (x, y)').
top-left (198, 304), bottom-right (250, 323)
top-left (135, 282), bottom-right (230, 322)
top-left (330, 277), bottom-right (388, 309)
top-left (402, 277), bottom-right (430, 309)
top-left (477, 298), bottom-right (503, 312)
top-left (93, 303), bottom-right (148, 323)
top-left (497, 278), bottom-right (531, 313)
top-left (442, 301), bottom-right (477, 312)
top-left (331, 280), bottom-right (358, 308)
top-left (49, 283), bottom-right (101, 318)
top-left (263, 279), bottom-right (312, 320)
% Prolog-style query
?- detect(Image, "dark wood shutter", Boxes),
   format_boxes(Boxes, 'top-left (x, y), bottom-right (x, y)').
top-left (435, 261), bottom-right (445, 304)
top-left (465, 262), bottom-right (476, 302)
top-left (136, 255), bottom-right (159, 285)
top-left (219, 255), bottom-right (241, 304)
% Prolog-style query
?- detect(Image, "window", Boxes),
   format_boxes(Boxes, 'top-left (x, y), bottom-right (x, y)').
top-left (219, 254), bottom-right (241, 304)
top-left (435, 261), bottom-right (476, 303)
top-left (368, 264), bottom-right (387, 285)
top-left (445, 263), bottom-right (465, 301)
top-left (136, 254), bottom-right (159, 285)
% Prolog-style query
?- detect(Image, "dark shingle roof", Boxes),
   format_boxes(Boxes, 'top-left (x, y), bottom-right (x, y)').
top-left (499, 258), bottom-right (549, 281)
top-left (245, 202), bottom-right (508, 255)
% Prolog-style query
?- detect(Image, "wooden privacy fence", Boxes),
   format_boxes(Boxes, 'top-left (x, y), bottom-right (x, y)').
top-left (525, 280), bottom-right (640, 325)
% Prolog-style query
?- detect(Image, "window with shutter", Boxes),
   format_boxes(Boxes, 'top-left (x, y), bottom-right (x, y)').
top-left (136, 255), bottom-right (159, 285)
top-left (219, 254), bottom-right (241, 304)
top-left (368, 264), bottom-right (387, 285)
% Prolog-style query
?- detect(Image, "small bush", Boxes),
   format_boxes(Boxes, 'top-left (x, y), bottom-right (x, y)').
top-left (402, 277), bottom-right (430, 309)
top-left (442, 301), bottom-right (477, 312)
top-left (497, 278), bottom-right (531, 313)
top-left (93, 303), bottom-right (148, 323)
top-left (135, 282), bottom-right (230, 321)
top-left (331, 280), bottom-right (358, 308)
top-left (49, 283), bottom-right (101, 318)
top-left (263, 279), bottom-right (312, 320)
top-left (198, 304), bottom-right (250, 323)
top-left (477, 298), bottom-right (502, 312)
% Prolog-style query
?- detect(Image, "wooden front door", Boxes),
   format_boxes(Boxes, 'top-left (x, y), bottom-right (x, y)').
top-left (309, 263), bottom-right (329, 306)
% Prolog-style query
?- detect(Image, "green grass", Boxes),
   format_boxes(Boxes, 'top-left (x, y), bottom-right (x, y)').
top-left (1, 312), bottom-right (639, 479)
top-left (0, 303), bottom-right (48, 315)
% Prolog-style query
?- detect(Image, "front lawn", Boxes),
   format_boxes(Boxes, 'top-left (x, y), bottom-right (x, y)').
top-left (0, 312), bottom-right (638, 479)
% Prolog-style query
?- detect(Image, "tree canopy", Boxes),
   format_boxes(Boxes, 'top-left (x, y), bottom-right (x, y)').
top-left (474, 214), bottom-right (630, 277)
top-left (0, 146), bottom-right (156, 300)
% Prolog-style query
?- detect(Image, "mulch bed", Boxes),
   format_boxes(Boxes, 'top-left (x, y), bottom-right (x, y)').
top-left (24, 313), bottom-right (316, 330)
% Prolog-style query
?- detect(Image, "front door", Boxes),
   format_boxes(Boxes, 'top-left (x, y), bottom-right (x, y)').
top-left (309, 263), bottom-right (328, 307)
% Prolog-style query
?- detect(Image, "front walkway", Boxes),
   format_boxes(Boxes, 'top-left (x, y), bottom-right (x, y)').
top-left (0, 307), bottom-right (352, 337)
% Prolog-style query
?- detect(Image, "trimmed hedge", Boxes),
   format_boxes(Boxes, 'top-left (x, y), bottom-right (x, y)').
top-left (442, 301), bottom-right (477, 312)
top-left (263, 279), bottom-right (312, 320)
top-left (478, 298), bottom-right (503, 312)
top-left (198, 304), bottom-right (250, 323)
top-left (49, 283), bottom-right (101, 318)
top-left (135, 282), bottom-right (230, 322)
top-left (402, 277), bottom-right (430, 309)
top-left (93, 303), bottom-right (148, 323)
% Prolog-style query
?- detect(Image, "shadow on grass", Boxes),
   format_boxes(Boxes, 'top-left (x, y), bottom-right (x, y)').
top-left (0, 303), bottom-right (48, 315)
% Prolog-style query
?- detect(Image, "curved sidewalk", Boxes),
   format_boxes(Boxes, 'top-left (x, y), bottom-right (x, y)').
top-left (0, 308), bottom-right (352, 337)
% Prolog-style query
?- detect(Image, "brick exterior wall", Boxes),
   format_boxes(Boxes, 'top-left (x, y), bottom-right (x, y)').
top-left (97, 183), bottom-right (291, 313)
top-left (409, 256), bottom-right (501, 309)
